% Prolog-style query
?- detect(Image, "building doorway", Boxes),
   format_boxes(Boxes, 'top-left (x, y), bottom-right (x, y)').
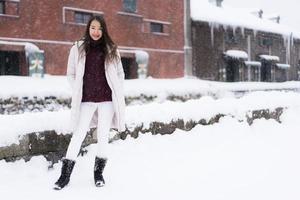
top-left (0, 51), bottom-right (20, 75)
top-left (225, 58), bottom-right (241, 82)
top-left (260, 60), bottom-right (272, 82)
top-left (121, 57), bottom-right (138, 79)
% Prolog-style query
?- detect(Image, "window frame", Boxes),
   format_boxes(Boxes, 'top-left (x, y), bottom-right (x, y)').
top-left (62, 7), bottom-right (104, 26)
top-left (122, 0), bottom-right (137, 13)
top-left (0, 0), bottom-right (20, 18)
top-left (142, 19), bottom-right (171, 36)
top-left (224, 31), bottom-right (240, 44)
top-left (258, 36), bottom-right (273, 47)
top-left (74, 11), bottom-right (93, 24)
top-left (0, 1), bottom-right (5, 14)
top-left (150, 22), bottom-right (163, 33)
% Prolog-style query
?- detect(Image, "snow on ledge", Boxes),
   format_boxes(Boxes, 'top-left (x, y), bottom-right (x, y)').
top-left (276, 63), bottom-right (290, 69)
top-left (259, 55), bottom-right (280, 61)
top-left (0, 40), bottom-right (42, 54)
top-left (244, 61), bottom-right (262, 67)
top-left (224, 50), bottom-right (248, 59)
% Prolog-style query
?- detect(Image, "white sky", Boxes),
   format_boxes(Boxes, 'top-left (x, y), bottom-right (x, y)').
top-left (223, 0), bottom-right (300, 32)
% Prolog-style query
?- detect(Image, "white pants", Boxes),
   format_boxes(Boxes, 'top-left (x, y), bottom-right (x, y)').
top-left (66, 101), bottom-right (114, 160)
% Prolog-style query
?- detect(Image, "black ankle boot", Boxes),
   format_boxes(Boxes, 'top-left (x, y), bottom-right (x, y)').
top-left (53, 158), bottom-right (75, 190)
top-left (94, 157), bottom-right (107, 187)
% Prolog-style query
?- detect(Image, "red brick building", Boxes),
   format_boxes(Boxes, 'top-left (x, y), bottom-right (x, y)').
top-left (0, 0), bottom-right (184, 78)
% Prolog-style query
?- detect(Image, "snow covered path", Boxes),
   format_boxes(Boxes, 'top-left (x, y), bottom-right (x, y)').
top-left (1, 106), bottom-right (300, 200)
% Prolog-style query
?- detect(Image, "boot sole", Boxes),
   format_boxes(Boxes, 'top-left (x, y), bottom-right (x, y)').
top-left (95, 181), bottom-right (105, 187)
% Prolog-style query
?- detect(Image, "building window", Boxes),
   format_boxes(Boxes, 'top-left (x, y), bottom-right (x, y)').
top-left (0, 0), bottom-right (19, 17)
top-left (123, 0), bottom-right (136, 13)
top-left (74, 11), bottom-right (92, 24)
top-left (150, 22), bottom-right (163, 33)
top-left (0, 1), bottom-right (5, 14)
top-left (259, 36), bottom-right (273, 47)
top-left (225, 31), bottom-right (240, 44)
top-left (142, 19), bottom-right (171, 36)
top-left (63, 7), bottom-right (103, 25)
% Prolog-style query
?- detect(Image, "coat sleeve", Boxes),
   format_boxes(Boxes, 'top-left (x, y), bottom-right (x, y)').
top-left (66, 45), bottom-right (77, 89)
top-left (116, 50), bottom-right (125, 81)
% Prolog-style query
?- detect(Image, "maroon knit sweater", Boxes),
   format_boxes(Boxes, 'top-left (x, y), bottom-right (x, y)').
top-left (81, 43), bottom-right (112, 102)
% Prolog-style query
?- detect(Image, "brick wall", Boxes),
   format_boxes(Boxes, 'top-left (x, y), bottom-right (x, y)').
top-left (0, 0), bottom-right (184, 78)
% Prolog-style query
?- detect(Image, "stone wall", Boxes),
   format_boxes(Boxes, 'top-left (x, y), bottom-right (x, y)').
top-left (0, 96), bottom-right (71, 114)
top-left (0, 107), bottom-right (284, 164)
top-left (0, 93), bottom-right (211, 115)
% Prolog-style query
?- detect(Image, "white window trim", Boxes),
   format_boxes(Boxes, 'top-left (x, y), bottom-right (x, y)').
top-left (117, 11), bottom-right (142, 18)
top-left (62, 6), bottom-right (104, 25)
top-left (152, 32), bottom-right (169, 36)
top-left (119, 45), bottom-right (184, 54)
top-left (0, 13), bottom-right (19, 18)
top-left (0, 37), bottom-right (185, 54)
top-left (143, 18), bottom-right (171, 25)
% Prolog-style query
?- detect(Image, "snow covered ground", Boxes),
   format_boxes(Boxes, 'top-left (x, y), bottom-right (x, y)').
top-left (1, 75), bottom-right (300, 99)
top-left (1, 75), bottom-right (300, 199)
top-left (0, 106), bottom-right (300, 200)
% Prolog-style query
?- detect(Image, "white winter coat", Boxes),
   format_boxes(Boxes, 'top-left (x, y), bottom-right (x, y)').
top-left (67, 41), bottom-right (126, 132)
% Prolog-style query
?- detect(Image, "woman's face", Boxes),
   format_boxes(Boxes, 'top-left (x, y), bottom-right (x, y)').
top-left (89, 20), bottom-right (102, 41)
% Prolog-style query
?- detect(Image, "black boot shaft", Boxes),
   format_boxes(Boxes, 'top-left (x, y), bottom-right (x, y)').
top-left (61, 159), bottom-right (75, 175)
top-left (94, 157), bottom-right (107, 187)
top-left (94, 157), bottom-right (107, 174)
top-left (54, 159), bottom-right (75, 190)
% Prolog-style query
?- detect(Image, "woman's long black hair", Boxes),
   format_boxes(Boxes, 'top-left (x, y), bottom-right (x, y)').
top-left (79, 15), bottom-right (119, 63)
